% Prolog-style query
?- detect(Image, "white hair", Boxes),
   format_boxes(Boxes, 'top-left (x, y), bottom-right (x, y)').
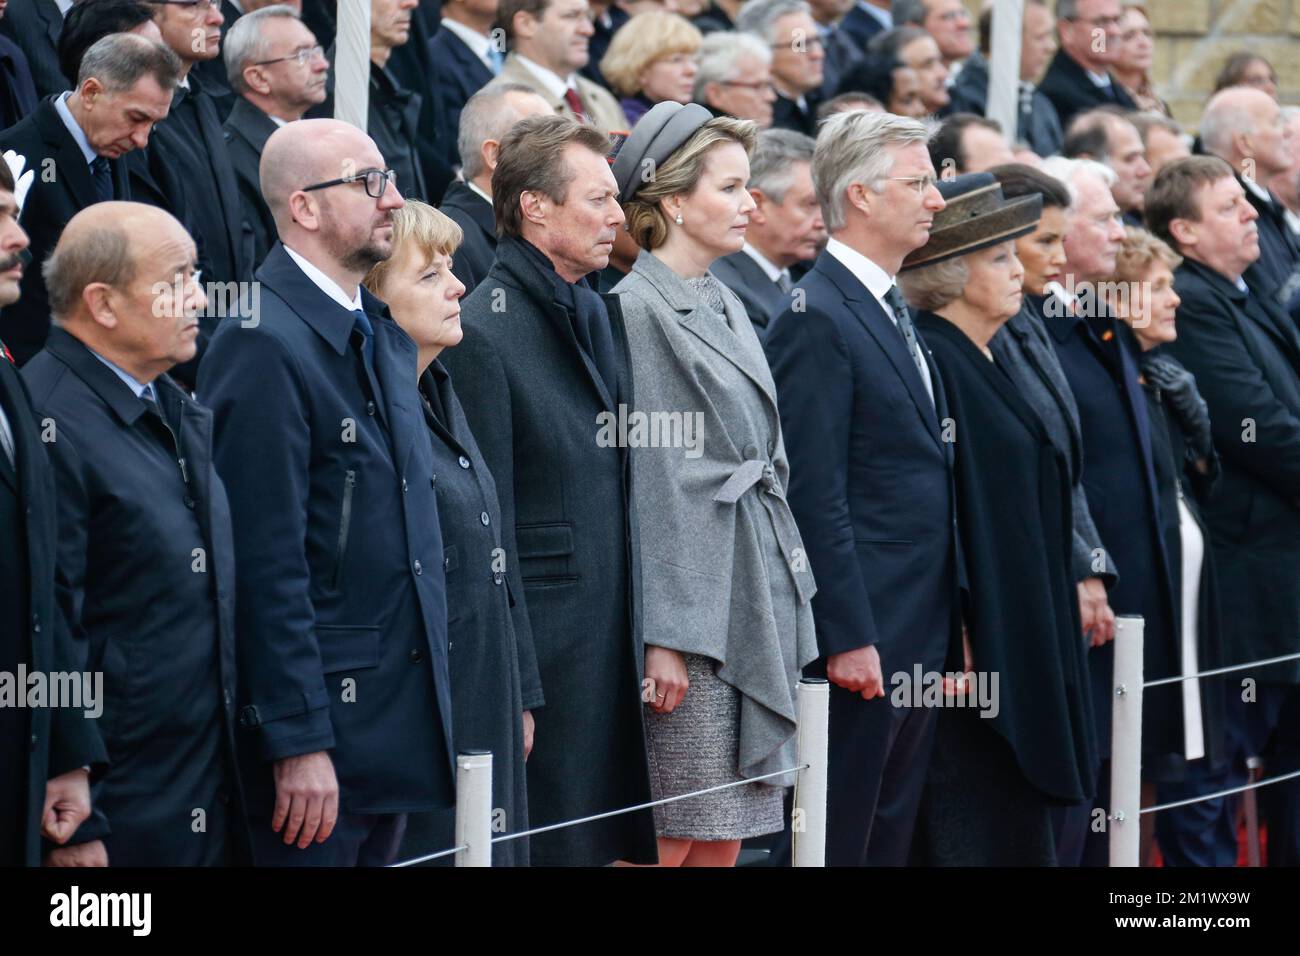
top-left (224, 4), bottom-right (302, 95)
top-left (813, 110), bottom-right (930, 232)
top-left (1199, 89), bottom-right (1264, 160)
top-left (692, 31), bottom-right (772, 102)
top-left (1040, 155), bottom-right (1116, 204)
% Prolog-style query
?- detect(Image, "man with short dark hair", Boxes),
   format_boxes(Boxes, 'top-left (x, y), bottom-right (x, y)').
top-left (1038, 0), bottom-right (1135, 128)
top-left (441, 114), bottom-right (656, 867)
top-left (24, 200), bottom-right (246, 866)
top-left (1148, 155), bottom-right (1300, 868)
top-left (928, 112), bottom-right (1013, 174)
top-left (0, 32), bottom-right (179, 364)
top-left (712, 128), bottom-right (825, 337)
top-left (223, 4), bottom-right (328, 266)
top-left (1131, 111), bottom-right (1188, 180)
top-left (1063, 107), bottom-right (1151, 225)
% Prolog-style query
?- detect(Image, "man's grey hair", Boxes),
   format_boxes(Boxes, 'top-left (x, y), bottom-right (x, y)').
top-left (735, 0), bottom-right (810, 44)
top-left (1056, 0), bottom-right (1080, 21)
top-left (1199, 91), bottom-right (1263, 161)
top-left (813, 110), bottom-right (930, 232)
top-left (1040, 155), bottom-right (1117, 205)
top-left (44, 226), bottom-right (135, 323)
top-left (78, 33), bottom-right (182, 93)
top-left (693, 31), bottom-right (771, 102)
top-left (459, 83), bottom-right (541, 183)
top-left (224, 4), bottom-right (302, 95)
top-left (749, 129), bottom-right (815, 202)
top-left (891, 0), bottom-right (927, 26)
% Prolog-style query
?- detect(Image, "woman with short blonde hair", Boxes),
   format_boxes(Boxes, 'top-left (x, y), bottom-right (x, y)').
top-left (600, 12), bottom-right (703, 126)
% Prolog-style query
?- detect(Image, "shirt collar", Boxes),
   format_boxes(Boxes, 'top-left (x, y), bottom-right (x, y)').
top-left (1242, 176), bottom-right (1272, 204)
top-left (1236, 275), bottom-right (1250, 294)
top-left (89, 349), bottom-right (155, 401)
top-left (741, 242), bottom-right (787, 283)
top-left (441, 17), bottom-right (494, 69)
top-left (53, 92), bottom-right (98, 166)
top-left (826, 237), bottom-right (894, 304)
top-left (1086, 69), bottom-right (1111, 87)
top-left (515, 53), bottom-right (575, 100)
top-left (54, 0), bottom-right (74, 16)
top-left (283, 245), bottom-right (364, 313)
top-left (466, 180), bottom-right (492, 205)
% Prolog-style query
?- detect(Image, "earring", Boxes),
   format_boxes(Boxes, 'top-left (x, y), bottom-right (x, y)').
top-left (674, 213), bottom-right (684, 225)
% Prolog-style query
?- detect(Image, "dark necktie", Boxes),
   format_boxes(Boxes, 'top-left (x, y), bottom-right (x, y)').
top-left (91, 157), bottom-right (113, 203)
top-left (563, 87), bottom-right (587, 123)
top-left (351, 309), bottom-right (384, 406)
top-left (883, 284), bottom-right (928, 382)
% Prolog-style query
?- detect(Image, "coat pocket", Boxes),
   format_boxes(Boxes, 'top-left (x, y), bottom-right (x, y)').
top-left (316, 625), bottom-right (381, 674)
top-left (516, 521), bottom-right (575, 583)
top-left (332, 469), bottom-right (357, 590)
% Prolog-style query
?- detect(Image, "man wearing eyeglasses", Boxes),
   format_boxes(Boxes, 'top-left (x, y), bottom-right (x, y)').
top-left (1038, 0), bottom-right (1134, 128)
top-left (223, 4), bottom-right (327, 267)
top-left (736, 0), bottom-right (826, 138)
top-left (198, 119), bottom-right (456, 867)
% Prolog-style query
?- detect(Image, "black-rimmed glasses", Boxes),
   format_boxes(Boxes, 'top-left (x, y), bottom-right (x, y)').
top-left (302, 168), bottom-right (398, 200)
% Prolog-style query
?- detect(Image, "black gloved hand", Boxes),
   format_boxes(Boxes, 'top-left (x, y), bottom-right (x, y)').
top-left (1142, 353), bottom-right (1213, 461)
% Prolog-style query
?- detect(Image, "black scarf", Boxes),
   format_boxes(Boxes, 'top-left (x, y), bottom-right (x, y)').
top-left (511, 237), bottom-right (621, 405)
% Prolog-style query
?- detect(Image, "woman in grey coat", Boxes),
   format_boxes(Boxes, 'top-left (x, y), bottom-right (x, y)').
top-left (365, 201), bottom-right (542, 866)
top-left (987, 164), bottom-right (1121, 643)
top-left (610, 102), bottom-right (818, 866)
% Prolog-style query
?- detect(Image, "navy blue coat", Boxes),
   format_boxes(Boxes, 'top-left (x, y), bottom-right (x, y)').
top-left (0, 35), bottom-right (38, 130)
top-left (1041, 297), bottom-right (1183, 771)
top-left (1038, 50), bottom-right (1136, 130)
top-left (23, 329), bottom-right (246, 865)
top-left (198, 243), bottom-right (455, 817)
top-left (427, 25), bottom-right (494, 169)
top-left (839, 3), bottom-right (887, 53)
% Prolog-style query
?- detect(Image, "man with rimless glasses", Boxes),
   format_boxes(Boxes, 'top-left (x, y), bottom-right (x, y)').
top-left (199, 119), bottom-right (455, 866)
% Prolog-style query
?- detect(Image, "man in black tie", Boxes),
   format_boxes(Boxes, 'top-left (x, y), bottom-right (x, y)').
top-left (23, 200), bottom-right (247, 866)
top-left (1148, 156), bottom-right (1300, 868)
top-left (1038, 0), bottom-right (1135, 128)
top-left (0, 157), bottom-right (106, 868)
top-left (0, 33), bottom-right (179, 365)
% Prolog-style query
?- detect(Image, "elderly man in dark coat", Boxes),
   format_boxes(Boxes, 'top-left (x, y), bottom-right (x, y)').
top-left (441, 114), bottom-right (657, 867)
top-left (0, 164), bottom-right (105, 868)
top-left (23, 202), bottom-right (247, 866)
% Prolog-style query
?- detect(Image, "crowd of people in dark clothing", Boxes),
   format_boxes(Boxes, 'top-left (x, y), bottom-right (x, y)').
top-left (1, 0), bottom-right (1298, 869)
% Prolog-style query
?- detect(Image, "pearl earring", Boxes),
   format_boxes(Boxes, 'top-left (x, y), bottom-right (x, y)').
top-left (674, 213), bottom-right (684, 225)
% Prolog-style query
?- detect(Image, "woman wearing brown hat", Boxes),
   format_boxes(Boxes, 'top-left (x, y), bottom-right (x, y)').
top-left (609, 101), bottom-right (818, 866)
top-left (898, 172), bottom-right (1097, 865)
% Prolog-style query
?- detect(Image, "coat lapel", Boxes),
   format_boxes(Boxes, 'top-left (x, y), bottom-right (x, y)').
top-left (370, 302), bottom-right (419, 470)
top-left (35, 100), bottom-right (97, 209)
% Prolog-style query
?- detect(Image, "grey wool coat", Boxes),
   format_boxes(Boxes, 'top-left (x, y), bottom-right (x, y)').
top-left (613, 249), bottom-right (819, 781)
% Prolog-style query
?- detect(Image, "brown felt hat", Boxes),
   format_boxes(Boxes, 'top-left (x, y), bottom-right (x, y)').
top-left (900, 172), bottom-right (1042, 272)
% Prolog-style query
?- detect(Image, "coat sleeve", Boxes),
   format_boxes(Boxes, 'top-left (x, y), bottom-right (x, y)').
top-left (197, 325), bottom-right (336, 762)
top-left (442, 324), bottom-right (544, 710)
top-left (765, 303), bottom-right (880, 657)
top-left (1169, 293), bottom-right (1300, 500)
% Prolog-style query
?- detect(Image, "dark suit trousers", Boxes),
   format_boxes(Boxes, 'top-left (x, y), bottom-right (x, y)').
top-left (248, 811), bottom-right (408, 867)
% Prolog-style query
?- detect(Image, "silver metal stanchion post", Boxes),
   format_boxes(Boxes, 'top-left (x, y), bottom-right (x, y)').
top-left (1109, 615), bottom-right (1144, 867)
top-left (792, 677), bottom-right (830, 868)
top-left (454, 750), bottom-right (493, 867)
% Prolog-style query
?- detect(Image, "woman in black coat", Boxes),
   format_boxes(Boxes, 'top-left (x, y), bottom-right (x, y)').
top-left (365, 200), bottom-right (543, 866)
top-left (1108, 227), bottom-right (1227, 865)
top-left (899, 173), bottom-right (1097, 865)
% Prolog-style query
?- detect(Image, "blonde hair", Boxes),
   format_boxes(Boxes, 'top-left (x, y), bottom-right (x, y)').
top-left (364, 199), bottom-right (463, 298)
top-left (622, 115), bottom-right (757, 250)
top-left (898, 257), bottom-right (970, 312)
top-left (600, 12), bottom-right (703, 99)
top-left (1112, 226), bottom-right (1181, 285)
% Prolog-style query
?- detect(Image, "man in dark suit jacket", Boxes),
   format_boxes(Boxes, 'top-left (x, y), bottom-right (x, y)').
top-left (441, 115), bottom-right (656, 867)
top-left (0, 163), bottom-right (104, 868)
top-left (440, 83), bottom-right (550, 292)
top-left (191, 0), bottom-right (241, 118)
top-left (24, 201), bottom-right (246, 866)
top-left (766, 111), bottom-right (960, 866)
top-left (0, 34), bottom-right (180, 365)
top-left (737, 0), bottom-right (826, 137)
top-left (428, 0), bottom-right (500, 169)
top-left (0, 12), bottom-right (38, 130)
top-left (221, 5), bottom-right (327, 268)
top-left (1148, 156), bottom-right (1300, 868)
top-left (149, 0), bottom-right (254, 289)
top-left (1037, 0), bottom-right (1134, 129)
top-left (199, 120), bottom-right (455, 866)
top-left (839, 0), bottom-right (890, 51)
top-left (0, 0), bottom-right (64, 99)
top-left (711, 127), bottom-right (822, 339)
top-left (1040, 159), bottom-right (1179, 866)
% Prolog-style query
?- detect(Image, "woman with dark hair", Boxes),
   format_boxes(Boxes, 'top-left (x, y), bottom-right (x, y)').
top-left (898, 173), bottom-right (1097, 864)
top-left (836, 54), bottom-right (926, 119)
top-left (1213, 50), bottom-right (1279, 98)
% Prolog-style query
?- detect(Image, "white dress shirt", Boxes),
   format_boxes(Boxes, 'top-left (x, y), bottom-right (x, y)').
top-left (441, 18), bottom-right (496, 72)
top-left (740, 242), bottom-right (791, 288)
top-left (515, 53), bottom-right (579, 101)
top-left (284, 245), bottom-right (364, 312)
top-left (826, 237), bottom-right (935, 402)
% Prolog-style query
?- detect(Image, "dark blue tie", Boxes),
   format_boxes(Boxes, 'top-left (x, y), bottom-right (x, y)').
top-left (91, 157), bottom-right (113, 203)
top-left (351, 309), bottom-right (384, 409)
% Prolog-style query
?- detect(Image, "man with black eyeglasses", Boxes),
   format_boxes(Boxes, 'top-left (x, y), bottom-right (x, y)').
top-left (223, 4), bottom-right (327, 266)
top-left (198, 119), bottom-right (456, 867)
top-left (1038, 0), bottom-right (1135, 128)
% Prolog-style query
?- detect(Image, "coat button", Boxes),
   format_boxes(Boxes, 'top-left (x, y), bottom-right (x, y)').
top-left (458, 456), bottom-right (471, 469)
top-left (444, 555), bottom-right (451, 571)
top-left (31, 613), bottom-right (40, 634)
top-left (184, 496), bottom-right (195, 509)
top-left (493, 571), bottom-right (504, 586)
top-left (480, 511), bottom-right (490, 526)
top-left (223, 689), bottom-right (232, 706)
top-left (413, 559), bottom-right (423, 575)
top-left (743, 443), bottom-right (759, 460)
top-left (30, 733), bottom-right (38, 751)
top-left (401, 478), bottom-right (408, 493)
top-left (409, 648), bottom-right (424, 663)
top-left (366, 401), bottom-right (377, 416)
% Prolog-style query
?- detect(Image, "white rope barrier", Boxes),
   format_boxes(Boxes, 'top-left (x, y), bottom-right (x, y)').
top-left (1140, 768), bottom-right (1300, 816)
top-left (390, 843), bottom-right (469, 867)
top-left (1142, 650), bottom-right (1300, 688)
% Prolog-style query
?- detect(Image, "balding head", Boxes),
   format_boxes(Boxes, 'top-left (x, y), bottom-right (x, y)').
top-left (261, 119), bottom-right (406, 287)
top-left (46, 202), bottom-right (203, 382)
top-left (1201, 86), bottom-right (1292, 178)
